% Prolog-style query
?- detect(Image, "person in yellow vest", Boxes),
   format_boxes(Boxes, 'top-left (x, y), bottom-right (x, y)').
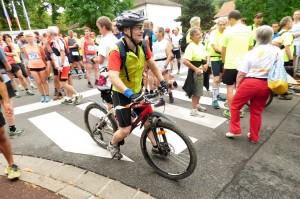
top-left (250, 13), bottom-right (264, 45)
top-left (107, 11), bottom-right (168, 159)
top-left (208, 17), bottom-right (227, 109)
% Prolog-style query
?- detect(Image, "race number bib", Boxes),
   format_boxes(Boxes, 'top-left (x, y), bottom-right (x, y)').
top-left (71, 51), bottom-right (79, 56)
top-left (28, 52), bottom-right (40, 60)
top-left (87, 45), bottom-right (95, 51)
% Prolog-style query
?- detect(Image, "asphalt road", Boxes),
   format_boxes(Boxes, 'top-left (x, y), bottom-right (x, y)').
top-left (9, 69), bottom-right (300, 199)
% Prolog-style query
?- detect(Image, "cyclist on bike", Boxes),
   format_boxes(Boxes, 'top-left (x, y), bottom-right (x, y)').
top-left (107, 10), bottom-right (169, 159)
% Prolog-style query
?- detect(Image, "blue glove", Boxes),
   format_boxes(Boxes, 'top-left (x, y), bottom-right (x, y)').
top-left (123, 88), bottom-right (134, 99)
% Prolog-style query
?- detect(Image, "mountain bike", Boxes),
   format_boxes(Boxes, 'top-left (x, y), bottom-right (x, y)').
top-left (84, 87), bottom-right (197, 180)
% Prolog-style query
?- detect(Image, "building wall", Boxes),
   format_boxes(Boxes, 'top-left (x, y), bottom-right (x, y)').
top-left (134, 4), bottom-right (182, 33)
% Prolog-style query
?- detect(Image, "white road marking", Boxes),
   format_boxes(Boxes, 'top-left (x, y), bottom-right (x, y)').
top-left (171, 90), bottom-right (227, 109)
top-left (29, 112), bottom-right (133, 162)
top-left (15, 89), bottom-right (99, 115)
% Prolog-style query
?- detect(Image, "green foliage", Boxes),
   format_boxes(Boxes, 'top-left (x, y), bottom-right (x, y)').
top-left (64, 0), bottom-right (133, 32)
top-left (236, 0), bottom-right (300, 26)
top-left (175, 0), bottom-right (215, 32)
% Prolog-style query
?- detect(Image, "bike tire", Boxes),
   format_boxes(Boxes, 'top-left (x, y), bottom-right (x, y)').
top-left (84, 103), bottom-right (118, 148)
top-left (246, 91), bottom-right (274, 108)
top-left (140, 120), bottom-right (197, 180)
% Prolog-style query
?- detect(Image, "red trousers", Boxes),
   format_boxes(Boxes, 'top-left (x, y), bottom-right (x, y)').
top-left (230, 78), bottom-right (270, 142)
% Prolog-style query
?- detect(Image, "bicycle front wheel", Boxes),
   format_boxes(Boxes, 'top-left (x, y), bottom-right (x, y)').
top-left (84, 103), bottom-right (118, 148)
top-left (140, 121), bottom-right (197, 180)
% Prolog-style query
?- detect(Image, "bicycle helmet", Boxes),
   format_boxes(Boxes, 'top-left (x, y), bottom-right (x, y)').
top-left (116, 10), bottom-right (147, 31)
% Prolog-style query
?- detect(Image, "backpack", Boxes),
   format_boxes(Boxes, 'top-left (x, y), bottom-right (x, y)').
top-left (179, 30), bottom-right (190, 53)
top-left (116, 38), bottom-right (148, 81)
top-left (50, 38), bottom-right (68, 56)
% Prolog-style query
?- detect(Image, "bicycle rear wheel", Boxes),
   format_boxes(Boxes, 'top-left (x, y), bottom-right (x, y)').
top-left (140, 120), bottom-right (197, 180)
top-left (84, 103), bottom-right (118, 148)
top-left (246, 91), bottom-right (274, 108)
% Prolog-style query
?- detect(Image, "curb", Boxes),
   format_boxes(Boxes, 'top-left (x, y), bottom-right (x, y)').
top-left (0, 155), bottom-right (155, 199)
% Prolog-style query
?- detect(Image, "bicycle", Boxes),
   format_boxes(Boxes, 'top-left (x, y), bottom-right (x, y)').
top-left (84, 88), bottom-right (197, 180)
top-left (246, 90), bottom-right (274, 108)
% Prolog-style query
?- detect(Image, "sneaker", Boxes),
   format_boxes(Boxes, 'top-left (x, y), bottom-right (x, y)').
top-left (217, 95), bottom-right (226, 102)
top-left (15, 92), bottom-right (21, 98)
top-left (190, 109), bottom-right (205, 117)
top-left (196, 104), bottom-right (206, 112)
top-left (77, 74), bottom-right (82, 79)
top-left (240, 110), bottom-right (245, 118)
top-left (18, 85), bottom-right (25, 91)
top-left (40, 95), bottom-right (45, 103)
top-left (169, 92), bottom-right (174, 103)
top-left (212, 100), bottom-right (220, 109)
top-left (247, 133), bottom-right (258, 143)
top-left (95, 80), bottom-right (98, 85)
top-left (45, 95), bottom-right (51, 103)
top-left (9, 128), bottom-right (25, 139)
top-left (177, 71), bottom-right (180, 74)
top-left (5, 164), bottom-right (21, 179)
top-left (225, 132), bottom-right (241, 138)
top-left (88, 82), bottom-right (93, 88)
top-left (223, 109), bottom-right (231, 119)
top-left (152, 146), bottom-right (160, 154)
top-left (107, 142), bottom-right (123, 159)
top-left (74, 93), bottom-right (83, 105)
top-left (154, 99), bottom-right (165, 107)
top-left (61, 98), bottom-right (74, 105)
top-left (278, 94), bottom-right (293, 100)
top-left (26, 89), bottom-right (34, 96)
top-left (30, 83), bottom-right (37, 89)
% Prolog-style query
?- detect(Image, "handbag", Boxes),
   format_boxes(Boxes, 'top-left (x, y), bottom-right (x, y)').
top-left (268, 52), bottom-right (288, 94)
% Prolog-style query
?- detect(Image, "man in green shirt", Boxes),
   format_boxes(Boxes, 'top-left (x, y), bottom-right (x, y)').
top-left (221, 10), bottom-right (253, 119)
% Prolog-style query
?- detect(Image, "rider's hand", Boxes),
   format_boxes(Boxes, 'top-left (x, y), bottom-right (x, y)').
top-left (130, 94), bottom-right (141, 101)
top-left (124, 88), bottom-right (134, 98)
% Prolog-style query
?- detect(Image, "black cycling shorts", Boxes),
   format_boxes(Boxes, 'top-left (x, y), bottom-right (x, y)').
top-left (112, 90), bottom-right (143, 128)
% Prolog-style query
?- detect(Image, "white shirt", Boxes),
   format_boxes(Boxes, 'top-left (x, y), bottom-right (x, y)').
top-left (291, 22), bottom-right (300, 45)
top-left (97, 33), bottom-right (118, 67)
top-left (51, 37), bottom-right (69, 67)
top-left (152, 39), bottom-right (169, 69)
top-left (238, 44), bottom-right (283, 79)
top-left (171, 34), bottom-right (182, 50)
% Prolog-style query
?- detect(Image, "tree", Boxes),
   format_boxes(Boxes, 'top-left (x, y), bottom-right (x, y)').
top-left (236, 0), bottom-right (300, 26)
top-left (175, 0), bottom-right (215, 32)
top-left (63, 0), bottom-right (133, 31)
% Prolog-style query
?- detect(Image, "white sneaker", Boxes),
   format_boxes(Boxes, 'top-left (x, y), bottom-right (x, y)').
top-left (196, 104), bottom-right (206, 112)
top-left (18, 85), bottom-right (25, 91)
top-left (190, 109), bottom-right (205, 117)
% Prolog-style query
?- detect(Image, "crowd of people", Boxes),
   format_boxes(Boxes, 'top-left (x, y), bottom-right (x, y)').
top-left (0, 8), bottom-right (300, 176)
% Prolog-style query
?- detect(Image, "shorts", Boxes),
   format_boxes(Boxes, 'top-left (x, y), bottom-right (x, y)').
top-left (17, 63), bottom-right (28, 78)
top-left (52, 65), bottom-right (59, 76)
top-left (45, 52), bottom-right (52, 61)
top-left (284, 62), bottom-right (294, 77)
top-left (29, 67), bottom-right (46, 72)
top-left (192, 72), bottom-right (203, 97)
top-left (222, 69), bottom-right (238, 85)
top-left (211, 61), bottom-right (224, 76)
top-left (112, 90), bottom-right (142, 128)
top-left (59, 67), bottom-right (70, 81)
top-left (172, 49), bottom-right (181, 59)
top-left (0, 112), bottom-right (5, 128)
top-left (69, 51), bottom-right (82, 63)
top-left (85, 54), bottom-right (96, 64)
top-left (3, 81), bottom-right (15, 98)
top-left (10, 64), bottom-right (21, 73)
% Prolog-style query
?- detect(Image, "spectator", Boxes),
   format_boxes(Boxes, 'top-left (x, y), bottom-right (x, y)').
top-left (221, 10), bottom-right (253, 119)
top-left (272, 22), bottom-right (280, 39)
top-left (226, 25), bottom-right (280, 143)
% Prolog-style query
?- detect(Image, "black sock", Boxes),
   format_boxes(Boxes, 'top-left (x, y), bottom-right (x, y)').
top-left (150, 90), bottom-right (154, 94)
top-left (177, 63), bottom-right (181, 71)
top-left (9, 125), bottom-right (16, 132)
top-left (82, 69), bottom-right (85, 73)
top-left (145, 89), bottom-right (149, 93)
top-left (14, 90), bottom-right (17, 92)
top-left (74, 68), bottom-right (79, 74)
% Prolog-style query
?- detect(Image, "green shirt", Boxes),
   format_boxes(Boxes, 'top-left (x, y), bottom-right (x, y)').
top-left (208, 29), bottom-right (224, 61)
top-left (223, 23), bottom-right (253, 69)
top-left (280, 31), bottom-right (294, 62)
top-left (183, 41), bottom-right (208, 68)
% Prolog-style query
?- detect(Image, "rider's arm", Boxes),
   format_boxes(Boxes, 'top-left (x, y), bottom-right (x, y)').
top-left (109, 70), bottom-right (128, 92)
